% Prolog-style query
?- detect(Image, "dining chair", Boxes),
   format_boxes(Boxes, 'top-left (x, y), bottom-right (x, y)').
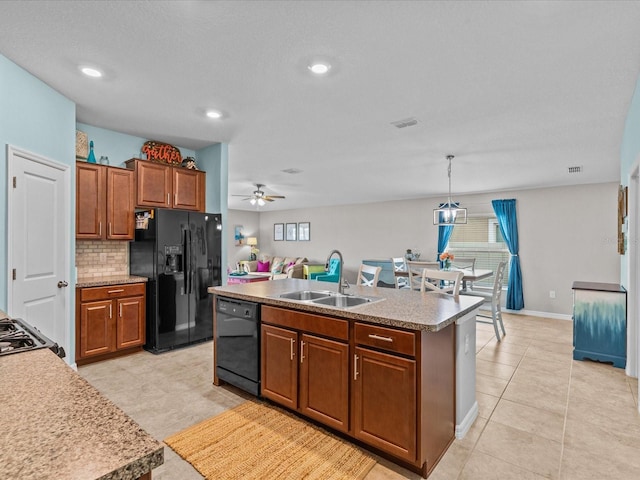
top-left (421, 269), bottom-right (464, 295)
top-left (391, 257), bottom-right (409, 289)
top-left (472, 261), bottom-right (507, 341)
top-left (357, 264), bottom-right (382, 287)
top-left (450, 257), bottom-right (476, 290)
top-left (405, 261), bottom-right (440, 291)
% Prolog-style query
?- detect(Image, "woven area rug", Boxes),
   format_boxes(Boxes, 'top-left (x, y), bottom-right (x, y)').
top-left (164, 400), bottom-right (376, 479)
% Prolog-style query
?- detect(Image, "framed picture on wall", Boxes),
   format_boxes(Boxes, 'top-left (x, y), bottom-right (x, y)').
top-left (274, 223), bottom-right (284, 241)
top-left (298, 222), bottom-right (310, 241)
top-left (234, 225), bottom-right (244, 246)
top-left (286, 223), bottom-right (297, 241)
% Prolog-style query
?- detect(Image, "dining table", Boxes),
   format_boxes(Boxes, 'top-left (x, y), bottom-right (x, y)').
top-left (394, 268), bottom-right (493, 292)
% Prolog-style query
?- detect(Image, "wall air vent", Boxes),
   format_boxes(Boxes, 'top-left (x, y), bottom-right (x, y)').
top-left (281, 168), bottom-right (302, 174)
top-left (391, 117), bottom-right (418, 129)
top-left (568, 166), bottom-right (583, 174)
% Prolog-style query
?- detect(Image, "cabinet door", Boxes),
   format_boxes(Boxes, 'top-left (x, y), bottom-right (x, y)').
top-left (79, 300), bottom-right (115, 358)
top-left (261, 324), bottom-right (298, 409)
top-left (106, 167), bottom-right (135, 239)
top-left (172, 168), bottom-right (205, 211)
top-left (116, 295), bottom-right (145, 349)
top-left (299, 334), bottom-right (349, 433)
top-left (136, 161), bottom-right (172, 207)
top-left (353, 347), bottom-right (417, 462)
top-left (76, 163), bottom-right (105, 239)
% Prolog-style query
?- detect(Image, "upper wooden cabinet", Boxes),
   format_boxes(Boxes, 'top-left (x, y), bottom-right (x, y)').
top-left (125, 159), bottom-right (205, 212)
top-left (76, 162), bottom-right (135, 240)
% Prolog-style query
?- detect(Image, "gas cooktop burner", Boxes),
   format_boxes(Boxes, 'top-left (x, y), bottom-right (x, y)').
top-left (0, 318), bottom-right (64, 358)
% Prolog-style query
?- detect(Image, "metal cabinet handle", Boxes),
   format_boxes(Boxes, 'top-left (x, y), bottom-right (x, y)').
top-left (119, 303), bottom-right (123, 317)
top-left (109, 304), bottom-right (112, 319)
top-left (290, 338), bottom-right (295, 361)
top-left (109, 222), bottom-right (112, 236)
top-left (368, 334), bottom-right (394, 343)
top-left (99, 222), bottom-right (102, 236)
top-left (300, 340), bottom-right (305, 364)
top-left (354, 354), bottom-right (359, 380)
top-left (167, 193), bottom-right (170, 205)
top-left (174, 193), bottom-right (178, 205)
top-left (107, 289), bottom-right (124, 294)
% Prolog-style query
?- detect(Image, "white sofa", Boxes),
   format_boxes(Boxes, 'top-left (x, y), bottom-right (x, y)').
top-left (240, 255), bottom-right (308, 280)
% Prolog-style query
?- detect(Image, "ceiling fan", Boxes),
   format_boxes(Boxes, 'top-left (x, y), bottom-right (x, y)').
top-left (232, 184), bottom-right (285, 206)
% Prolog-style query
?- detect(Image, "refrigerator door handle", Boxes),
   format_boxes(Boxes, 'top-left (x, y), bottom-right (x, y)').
top-left (183, 228), bottom-right (189, 295)
top-left (189, 229), bottom-right (194, 294)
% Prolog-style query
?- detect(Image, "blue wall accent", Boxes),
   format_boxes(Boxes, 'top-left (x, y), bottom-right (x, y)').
top-left (197, 142), bottom-right (229, 282)
top-left (76, 122), bottom-right (196, 168)
top-left (0, 54), bottom-right (76, 311)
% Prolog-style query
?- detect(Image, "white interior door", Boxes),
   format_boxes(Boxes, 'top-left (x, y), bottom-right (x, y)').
top-left (7, 145), bottom-right (70, 359)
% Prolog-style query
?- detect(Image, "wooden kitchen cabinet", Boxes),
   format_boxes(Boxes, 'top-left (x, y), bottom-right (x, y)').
top-left (76, 162), bottom-right (135, 240)
top-left (76, 283), bottom-right (146, 365)
top-left (353, 346), bottom-right (416, 461)
top-left (125, 159), bottom-right (205, 212)
top-left (261, 306), bottom-right (350, 433)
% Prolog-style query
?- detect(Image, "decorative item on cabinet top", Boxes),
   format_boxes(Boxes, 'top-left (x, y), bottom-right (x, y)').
top-left (141, 140), bottom-right (182, 165)
top-left (76, 130), bottom-right (88, 159)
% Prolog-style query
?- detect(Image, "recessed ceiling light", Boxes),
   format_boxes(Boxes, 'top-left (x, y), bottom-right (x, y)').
top-left (206, 110), bottom-right (222, 119)
top-left (80, 66), bottom-right (103, 78)
top-left (308, 62), bottom-right (331, 75)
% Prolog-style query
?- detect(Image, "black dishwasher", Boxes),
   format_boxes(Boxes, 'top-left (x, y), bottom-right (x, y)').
top-left (215, 297), bottom-right (261, 396)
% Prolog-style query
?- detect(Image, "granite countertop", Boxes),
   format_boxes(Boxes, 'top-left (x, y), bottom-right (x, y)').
top-left (76, 275), bottom-right (148, 288)
top-left (0, 349), bottom-right (163, 479)
top-left (209, 278), bottom-right (483, 332)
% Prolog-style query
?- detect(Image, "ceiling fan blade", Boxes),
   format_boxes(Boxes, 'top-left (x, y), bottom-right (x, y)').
top-left (263, 197), bottom-right (275, 202)
top-left (264, 195), bottom-right (286, 200)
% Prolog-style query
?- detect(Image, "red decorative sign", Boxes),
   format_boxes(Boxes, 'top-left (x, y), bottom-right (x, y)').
top-left (141, 141), bottom-right (182, 165)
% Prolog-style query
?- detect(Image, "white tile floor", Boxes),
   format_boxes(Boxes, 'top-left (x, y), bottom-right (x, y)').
top-left (78, 313), bottom-right (640, 479)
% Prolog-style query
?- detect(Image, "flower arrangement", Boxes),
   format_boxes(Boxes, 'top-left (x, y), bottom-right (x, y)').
top-left (439, 252), bottom-right (454, 269)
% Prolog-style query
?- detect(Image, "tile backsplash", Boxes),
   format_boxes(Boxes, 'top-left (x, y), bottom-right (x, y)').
top-left (76, 240), bottom-right (129, 277)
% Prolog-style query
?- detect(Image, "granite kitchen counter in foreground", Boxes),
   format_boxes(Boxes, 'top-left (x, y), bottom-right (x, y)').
top-left (0, 348), bottom-right (163, 479)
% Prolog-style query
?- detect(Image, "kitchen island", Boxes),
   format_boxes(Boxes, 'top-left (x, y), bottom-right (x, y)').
top-left (0, 348), bottom-right (163, 479)
top-left (209, 278), bottom-right (482, 478)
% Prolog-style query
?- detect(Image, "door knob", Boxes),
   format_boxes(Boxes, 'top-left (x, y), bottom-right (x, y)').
top-left (57, 280), bottom-right (68, 288)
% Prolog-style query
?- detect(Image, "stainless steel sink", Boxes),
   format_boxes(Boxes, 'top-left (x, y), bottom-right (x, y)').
top-left (275, 290), bottom-right (382, 309)
top-left (311, 295), bottom-right (374, 307)
top-left (278, 290), bottom-right (334, 301)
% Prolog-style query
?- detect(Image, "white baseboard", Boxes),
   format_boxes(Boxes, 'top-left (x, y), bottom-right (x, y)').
top-left (504, 308), bottom-right (572, 321)
top-left (456, 401), bottom-right (478, 439)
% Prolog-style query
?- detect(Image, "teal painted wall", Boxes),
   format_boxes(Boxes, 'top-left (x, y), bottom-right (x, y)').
top-left (197, 142), bottom-right (229, 282)
top-left (76, 122), bottom-right (196, 168)
top-left (0, 54), bottom-right (76, 311)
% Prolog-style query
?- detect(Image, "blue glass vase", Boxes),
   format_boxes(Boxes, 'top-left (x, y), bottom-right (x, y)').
top-left (87, 140), bottom-right (96, 163)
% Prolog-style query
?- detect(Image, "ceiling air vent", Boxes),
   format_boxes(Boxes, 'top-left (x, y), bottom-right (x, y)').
top-left (281, 168), bottom-right (302, 174)
top-left (568, 166), bottom-right (583, 174)
top-left (391, 117), bottom-right (418, 129)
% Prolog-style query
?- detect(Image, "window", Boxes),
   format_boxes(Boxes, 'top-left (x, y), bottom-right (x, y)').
top-left (447, 215), bottom-right (509, 288)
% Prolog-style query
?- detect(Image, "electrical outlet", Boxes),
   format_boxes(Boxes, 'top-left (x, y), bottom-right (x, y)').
top-left (549, 290), bottom-right (556, 299)
top-left (99, 253), bottom-right (107, 264)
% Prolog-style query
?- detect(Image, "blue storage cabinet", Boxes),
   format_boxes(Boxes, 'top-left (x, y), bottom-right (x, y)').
top-left (572, 281), bottom-right (626, 368)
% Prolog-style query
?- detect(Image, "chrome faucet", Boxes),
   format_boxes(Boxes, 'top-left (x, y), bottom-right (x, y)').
top-left (325, 249), bottom-right (345, 295)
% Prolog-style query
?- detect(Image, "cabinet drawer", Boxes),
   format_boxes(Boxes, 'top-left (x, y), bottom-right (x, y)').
top-left (262, 306), bottom-right (349, 341)
top-left (354, 322), bottom-right (416, 357)
top-left (79, 283), bottom-right (146, 302)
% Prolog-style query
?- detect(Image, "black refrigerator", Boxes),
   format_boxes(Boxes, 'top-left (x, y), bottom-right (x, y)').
top-left (129, 208), bottom-right (222, 353)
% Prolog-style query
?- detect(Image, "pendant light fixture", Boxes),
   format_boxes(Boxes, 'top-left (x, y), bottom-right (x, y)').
top-left (433, 155), bottom-right (467, 225)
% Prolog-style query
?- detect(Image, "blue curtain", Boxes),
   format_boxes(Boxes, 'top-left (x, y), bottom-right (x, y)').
top-left (492, 199), bottom-right (524, 310)
top-left (436, 203), bottom-right (454, 265)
